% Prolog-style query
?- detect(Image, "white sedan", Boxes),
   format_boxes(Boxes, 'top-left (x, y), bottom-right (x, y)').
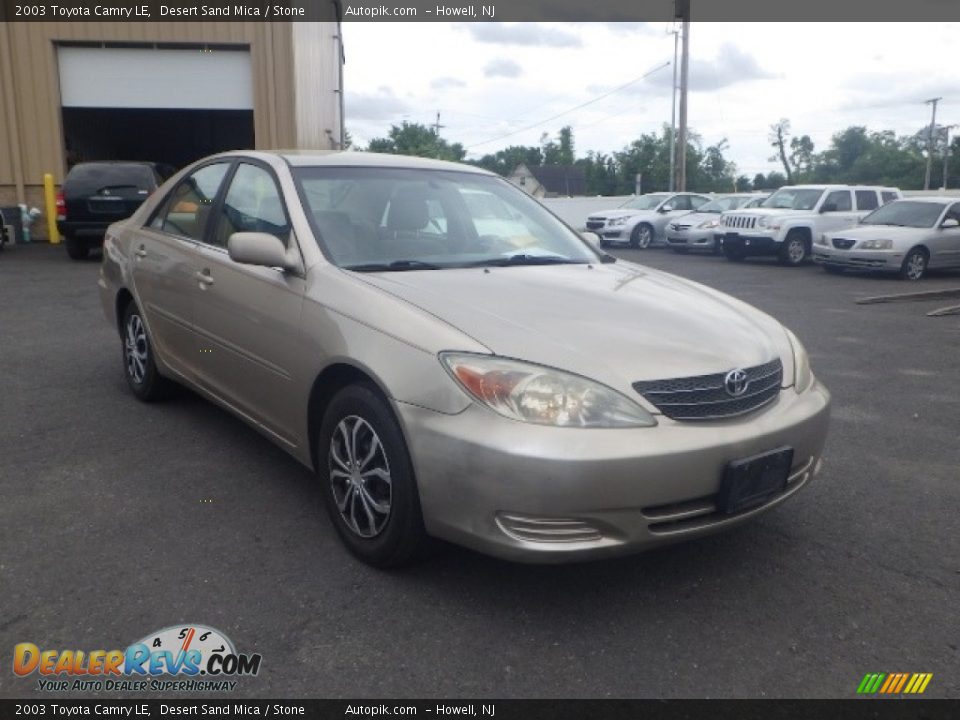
top-left (813, 197), bottom-right (960, 280)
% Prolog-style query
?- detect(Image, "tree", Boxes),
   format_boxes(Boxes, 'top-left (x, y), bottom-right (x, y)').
top-left (789, 135), bottom-right (815, 181)
top-left (473, 145), bottom-right (543, 177)
top-left (366, 122), bottom-right (465, 161)
top-left (768, 119), bottom-right (793, 184)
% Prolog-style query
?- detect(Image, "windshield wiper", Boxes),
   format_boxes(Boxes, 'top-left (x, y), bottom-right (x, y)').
top-left (343, 259), bottom-right (443, 272)
top-left (466, 254), bottom-right (585, 268)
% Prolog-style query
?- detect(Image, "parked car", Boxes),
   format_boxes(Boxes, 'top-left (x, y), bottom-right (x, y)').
top-left (99, 151), bottom-right (830, 567)
top-left (666, 193), bottom-right (770, 254)
top-left (813, 197), bottom-right (960, 280)
top-left (718, 185), bottom-right (902, 266)
top-left (585, 192), bottom-right (711, 249)
top-left (58, 161), bottom-right (175, 260)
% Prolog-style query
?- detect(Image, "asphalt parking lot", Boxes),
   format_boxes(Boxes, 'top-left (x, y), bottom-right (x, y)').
top-left (1, 243), bottom-right (958, 699)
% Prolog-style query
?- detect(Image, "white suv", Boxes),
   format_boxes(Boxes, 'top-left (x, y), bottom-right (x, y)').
top-left (719, 185), bottom-right (902, 266)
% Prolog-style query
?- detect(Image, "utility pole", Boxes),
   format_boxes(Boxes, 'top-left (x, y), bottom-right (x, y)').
top-left (676, 9), bottom-right (690, 191)
top-left (433, 111), bottom-right (445, 136)
top-left (923, 97), bottom-right (941, 190)
top-left (668, 26), bottom-right (679, 192)
top-left (942, 125), bottom-right (955, 189)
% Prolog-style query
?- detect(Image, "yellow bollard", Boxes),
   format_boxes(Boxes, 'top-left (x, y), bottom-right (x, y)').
top-left (44, 173), bottom-right (60, 244)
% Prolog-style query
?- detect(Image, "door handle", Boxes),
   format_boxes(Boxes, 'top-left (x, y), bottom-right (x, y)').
top-left (195, 270), bottom-right (215, 286)
top-left (135, 246), bottom-right (147, 259)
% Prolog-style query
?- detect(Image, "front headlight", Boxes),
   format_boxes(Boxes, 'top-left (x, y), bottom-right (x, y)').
top-left (440, 353), bottom-right (656, 428)
top-left (858, 238), bottom-right (893, 250)
top-left (698, 219), bottom-right (720, 229)
top-left (758, 216), bottom-right (781, 230)
top-left (783, 328), bottom-right (813, 394)
top-left (609, 217), bottom-right (628, 227)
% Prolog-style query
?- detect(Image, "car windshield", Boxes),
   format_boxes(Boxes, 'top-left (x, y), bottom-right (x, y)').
top-left (761, 189), bottom-right (824, 210)
top-left (860, 200), bottom-right (947, 228)
top-left (697, 196), bottom-right (754, 213)
top-left (620, 194), bottom-right (670, 211)
top-left (293, 167), bottom-right (598, 270)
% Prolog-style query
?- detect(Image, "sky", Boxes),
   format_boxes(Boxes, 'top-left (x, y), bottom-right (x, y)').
top-left (342, 22), bottom-right (960, 179)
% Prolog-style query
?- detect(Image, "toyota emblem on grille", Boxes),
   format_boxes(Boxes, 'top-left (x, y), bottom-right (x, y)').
top-left (724, 368), bottom-right (749, 397)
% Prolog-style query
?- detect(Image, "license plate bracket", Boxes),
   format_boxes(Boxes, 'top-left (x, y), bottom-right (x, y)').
top-left (718, 447), bottom-right (793, 514)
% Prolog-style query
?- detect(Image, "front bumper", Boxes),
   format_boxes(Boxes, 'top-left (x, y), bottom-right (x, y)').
top-left (722, 233), bottom-right (779, 254)
top-left (667, 228), bottom-right (716, 248)
top-left (396, 382), bottom-right (831, 562)
top-left (813, 247), bottom-right (903, 271)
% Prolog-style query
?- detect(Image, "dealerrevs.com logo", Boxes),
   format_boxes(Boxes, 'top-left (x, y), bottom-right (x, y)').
top-left (13, 624), bottom-right (262, 692)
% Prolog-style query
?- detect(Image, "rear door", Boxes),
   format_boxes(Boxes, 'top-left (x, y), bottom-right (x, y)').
top-left (191, 161), bottom-right (307, 445)
top-left (133, 161), bottom-right (232, 380)
top-left (930, 202), bottom-right (960, 268)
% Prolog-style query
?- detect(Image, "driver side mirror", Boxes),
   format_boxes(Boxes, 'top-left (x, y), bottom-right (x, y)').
top-left (580, 231), bottom-right (616, 263)
top-left (941, 217), bottom-right (960, 229)
top-left (228, 232), bottom-right (301, 273)
top-left (658, 205), bottom-right (674, 213)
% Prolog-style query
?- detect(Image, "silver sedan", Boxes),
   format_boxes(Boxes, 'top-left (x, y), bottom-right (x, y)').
top-left (99, 151), bottom-right (830, 567)
top-left (814, 197), bottom-right (960, 280)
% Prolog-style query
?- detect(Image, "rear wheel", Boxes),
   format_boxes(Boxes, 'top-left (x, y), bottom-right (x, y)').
top-left (899, 247), bottom-right (928, 281)
top-left (317, 383), bottom-right (427, 568)
top-left (631, 223), bottom-right (653, 249)
top-left (121, 302), bottom-right (173, 401)
top-left (65, 236), bottom-right (89, 261)
top-left (779, 230), bottom-right (808, 266)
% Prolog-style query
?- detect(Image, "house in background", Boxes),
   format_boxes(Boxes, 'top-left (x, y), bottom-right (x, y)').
top-left (507, 163), bottom-right (586, 198)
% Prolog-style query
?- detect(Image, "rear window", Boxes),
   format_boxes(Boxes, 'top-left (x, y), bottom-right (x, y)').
top-left (65, 163), bottom-right (157, 196)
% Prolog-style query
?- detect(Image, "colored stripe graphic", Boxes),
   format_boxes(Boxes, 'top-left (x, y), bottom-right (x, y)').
top-left (857, 673), bottom-right (932, 694)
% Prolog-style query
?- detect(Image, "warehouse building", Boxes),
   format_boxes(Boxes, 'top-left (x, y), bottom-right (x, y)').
top-left (0, 14), bottom-right (343, 240)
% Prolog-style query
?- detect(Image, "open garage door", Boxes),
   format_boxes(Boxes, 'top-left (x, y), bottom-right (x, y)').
top-left (58, 45), bottom-right (255, 171)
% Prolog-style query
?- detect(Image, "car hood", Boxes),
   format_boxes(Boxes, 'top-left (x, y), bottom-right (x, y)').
top-left (729, 207), bottom-right (809, 218)
top-left (671, 212), bottom-right (718, 226)
top-left (828, 225), bottom-right (926, 242)
top-left (353, 262), bottom-right (788, 393)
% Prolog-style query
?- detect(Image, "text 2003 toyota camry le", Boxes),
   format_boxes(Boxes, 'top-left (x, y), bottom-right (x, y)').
top-left (99, 151), bottom-right (830, 567)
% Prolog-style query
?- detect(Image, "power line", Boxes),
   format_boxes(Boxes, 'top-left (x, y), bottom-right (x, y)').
top-left (464, 60), bottom-right (671, 150)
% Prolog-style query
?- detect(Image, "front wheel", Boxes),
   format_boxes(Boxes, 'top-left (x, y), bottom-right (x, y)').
top-left (899, 247), bottom-right (928, 281)
top-left (779, 231), bottom-right (808, 266)
top-left (631, 223), bottom-right (653, 249)
top-left (318, 383), bottom-right (427, 568)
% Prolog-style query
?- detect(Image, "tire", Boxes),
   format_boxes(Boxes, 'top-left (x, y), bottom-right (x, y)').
top-left (65, 236), bottom-right (89, 261)
top-left (723, 245), bottom-right (745, 262)
top-left (598, 239), bottom-right (611, 249)
top-left (630, 223), bottom-right (654, 249)
top-left (317, 383), bottom-right (427, 568)
top-left (712, 238), bottom-right (722, 255)
top-left (899, 247), bottom-right (928, 281)
top-left (778, 230), bottom-right (808, 266)
top-left (121, 302), bottom-right (173, 402)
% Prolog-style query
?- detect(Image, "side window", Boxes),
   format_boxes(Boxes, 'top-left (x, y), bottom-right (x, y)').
top-left (948, 203), bottom-right (960, 223)
top-left (670, 195), bottom-right (692, 211)
top-left (855, 190), bottom-right (879, 211)
top-left (690, 195), bottom-right (710, 209)
top-left (150, 163), bottom-right (230, 240)
top-left (213, 163), bottom-right (290, 248)
top-left (881, 192), bottom-right (899, 205)
top-left (823, 190), bottom-right (852, 212)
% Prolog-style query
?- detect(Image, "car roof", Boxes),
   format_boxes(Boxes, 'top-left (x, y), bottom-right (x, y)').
top-left (777, 184), bottom-right (900, 191)
top-left (266, 150), bottom-right (494, 175)
top-left (889, 196), bottom-right (957, 203)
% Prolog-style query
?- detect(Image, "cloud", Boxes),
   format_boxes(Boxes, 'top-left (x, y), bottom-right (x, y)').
top-left (345, 88), bottom-right (411, 122)
top-left (484, 59), bottom-right (523, 79)
top-left (430, 77), bottom-right (466, 90)
top-left (462, 22), bottom-right (582, 48)
top-left (646, 44), bottom-right (776, 92)
top-left (604, 22), bottom-right (655, 35)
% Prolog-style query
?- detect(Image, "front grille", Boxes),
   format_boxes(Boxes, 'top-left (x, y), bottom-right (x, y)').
top-left (832, 238), bottom-right (855, 250)
top-left (722, 214), bottom-right (758, 229)
top-left (633, 358), bottom-right (783, 421)
top-left (586, 220), bottom-right (605, 230)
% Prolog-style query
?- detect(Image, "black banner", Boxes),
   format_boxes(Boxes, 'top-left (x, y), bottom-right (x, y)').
top-left (3, 0), bottom-right (960, 22)
top-left (1, 700), bottom-right (959, 719)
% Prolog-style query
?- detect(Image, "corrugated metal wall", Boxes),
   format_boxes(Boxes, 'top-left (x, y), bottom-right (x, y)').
top-left (0, 20), bottom-right (341, 204)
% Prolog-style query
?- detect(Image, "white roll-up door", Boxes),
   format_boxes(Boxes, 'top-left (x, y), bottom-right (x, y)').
top-left (58, 46), bottom-right (253, 110)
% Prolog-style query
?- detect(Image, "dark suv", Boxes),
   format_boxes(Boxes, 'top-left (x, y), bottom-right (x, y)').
top-left (57, 161), bottom-right (175, 260)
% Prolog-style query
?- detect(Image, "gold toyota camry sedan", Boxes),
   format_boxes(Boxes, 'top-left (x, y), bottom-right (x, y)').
top-left (99, 151), bottom-right (831, 567)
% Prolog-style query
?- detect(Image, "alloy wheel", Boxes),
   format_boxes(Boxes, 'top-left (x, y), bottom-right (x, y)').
top-left (124, 314), bottom-right (149, 385)
top-left (904, 252), bottom-right (926, 280)
top-left (329, 415), bottom-right (393, 538)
